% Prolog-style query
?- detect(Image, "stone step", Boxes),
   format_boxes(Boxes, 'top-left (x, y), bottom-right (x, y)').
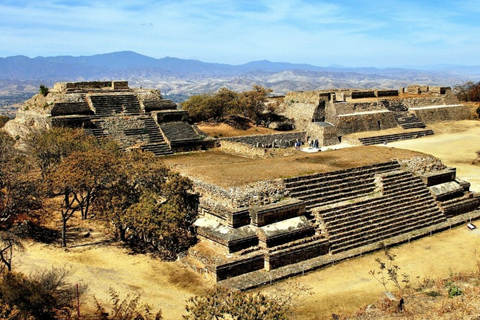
top-left (329, 213), bottom-right (445, 253)
top-left (284, 161), bottom-right (400, 189)
top-left (358, 130), bottom-right (434, 146)
top-left (327, 200), bottom-right (440, 237)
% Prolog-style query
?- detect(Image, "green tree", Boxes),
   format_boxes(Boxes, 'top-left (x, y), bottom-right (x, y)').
top-left (0, 132), bottom-right (41, 221)
top-left (239, 85), bottom-right (272, 126)
top-left (455, 81), bottom-right (480, 102)
top-left (181, 93), bottom-right (214, 123)
top-left (27, 128), bottom-right (96, 178)
top-left (38, 84), bottom-right (49, 97)
top-left (46, 149), bottom-right (118, 247)
top-left (182, 86), bottom-right (274, 126)
top-left (93, 151), bottom-right (199, 259)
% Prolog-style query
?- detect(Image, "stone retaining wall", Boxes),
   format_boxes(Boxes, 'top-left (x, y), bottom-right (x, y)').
top-left (336, 111), bottom-right (398, 135)
top-left (412, 105), bottom-right (472, 123)
top-left (98, 116), bottom-right (149, 148)
top-left (193, 178), bottom-right (287, 209)
top-left (219, 132), bottom-right (306, 148)
top-left (215, 254), bottom-right (265, 281)
top-left (266, 239), bottom-right (329, 270)
top-left (333, 101), bottom-right (389, 115)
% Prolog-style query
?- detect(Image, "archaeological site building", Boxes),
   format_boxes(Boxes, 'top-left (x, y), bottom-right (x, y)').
top-left (5, 81), bottom-right (480, 289)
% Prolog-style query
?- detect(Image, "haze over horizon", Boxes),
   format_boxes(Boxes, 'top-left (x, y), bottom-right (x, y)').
top-left (1, 0), bottom-right (479, 68)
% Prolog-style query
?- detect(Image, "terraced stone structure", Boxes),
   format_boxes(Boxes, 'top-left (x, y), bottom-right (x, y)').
top-left (37, 81), bottom-right (208, 155)
top-left (281, 85), bottom-right (472, 147)
top-left (187, 154), bottom-right (480, 289)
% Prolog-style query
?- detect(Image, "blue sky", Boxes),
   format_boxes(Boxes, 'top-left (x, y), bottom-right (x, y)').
top-left (1, 0), bottom-right (479, 67)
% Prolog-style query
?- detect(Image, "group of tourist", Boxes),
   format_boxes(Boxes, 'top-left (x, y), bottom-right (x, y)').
top-left (294, 137), bottom-right (320, 150)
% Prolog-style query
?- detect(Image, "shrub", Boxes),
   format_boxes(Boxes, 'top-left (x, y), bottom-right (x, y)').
top-left (39, 85), bottom-right (49, 97)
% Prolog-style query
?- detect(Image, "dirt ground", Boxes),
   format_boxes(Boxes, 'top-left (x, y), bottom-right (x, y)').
top-left (12, 120), bottom-right (480, 319)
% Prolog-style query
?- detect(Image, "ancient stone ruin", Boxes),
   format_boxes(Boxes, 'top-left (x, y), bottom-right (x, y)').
top-left (188, 155), bottom-right (480, 289)
top-left (4, 81), bottom-right (479, 289)
top-left (281, 85), bottom-right (472, 147)
top-left (7, 81), bottom-right (210, 155)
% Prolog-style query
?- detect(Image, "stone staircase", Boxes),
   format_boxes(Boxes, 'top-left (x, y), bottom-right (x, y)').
top-left (86, 119), bottom-right (108, 138)
top-left (159, 122), bottom-right (202, 142)
top-left (394, 112), bottom-right (426, 129)
top-left (90, 94), bottom-right (142, 116)
top-left (284, 161), bottom-right (401, 212)
top-left (316, 170), bottom-right (446, 253)
top-left (358, 129), bottom-right (434, 145)
top-left (439, 194), bottom-right (480, 217)
top-left (140, 117), bottom-right (172, 156)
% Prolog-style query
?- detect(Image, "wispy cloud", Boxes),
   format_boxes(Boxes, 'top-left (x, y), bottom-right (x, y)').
top-left (0, 0), bottom-right (479, 66)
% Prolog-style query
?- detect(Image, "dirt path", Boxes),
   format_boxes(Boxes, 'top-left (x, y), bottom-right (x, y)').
top-left (14, 232), bottom-right (211, 319)
top-left (11, 120), bottom-right (480, 319)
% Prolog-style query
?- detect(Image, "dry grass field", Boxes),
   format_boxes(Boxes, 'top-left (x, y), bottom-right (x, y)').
top-left (12, 120), bottom-right (480, 319)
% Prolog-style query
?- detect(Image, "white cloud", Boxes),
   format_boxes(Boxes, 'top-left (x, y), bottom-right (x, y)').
top-left (0, 0), bottom-right (479, 66)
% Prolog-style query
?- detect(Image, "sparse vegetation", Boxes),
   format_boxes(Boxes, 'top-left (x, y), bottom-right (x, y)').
top-left (94, 288), bottom-right (162, 320)
top-left (0, 268), bottom-right (86, 320)
top-left (181, 85), bottom-right (287, 127)
top-left (185, 286), bottom-right (289, 320)
top-left (38, 85), bottom-right (49, 97)
top-left (454, 81), bottom-right (480, 102)
top-left (0, 115), bottom-right (9, 128)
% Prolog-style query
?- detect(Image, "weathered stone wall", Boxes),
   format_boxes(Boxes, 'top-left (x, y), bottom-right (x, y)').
top-left (215, 254), bottom-right (264, 281)
top-left (377, 90), bottom-right (399, 97)
top-left (220, 132), bottom-right (306, 148)
top-left (336, 111), bottom-right (397, 135)
top-left (218, 141), bottom-right (269, 158)
top-left (412, 105), bottom-right (472, 123)
top-left (51, 102), bottom-right (92, 116)
top-left (53, 81), bottom-right (129, 91)
top-left (98, 117), bottom-right (149, 148)
top-left (333, 101), bottom-right (389, 115)
top-left (351, 91), bottom-right (376, 99)
top-left (398, 156), bottom-right (446, 174)
top-left (193, 178), bottom-right (287, 209)
top-left (284, 91), bottom-right (323, 104)
top-left (51, 116), bottom-right (91, 128)
top-left (421, 168), bottom-right (456, 186)
top-left (266, 239), bottom-right (329, 270)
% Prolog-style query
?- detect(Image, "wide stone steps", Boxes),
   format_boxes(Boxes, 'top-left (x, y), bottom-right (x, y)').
top-left (291, 176), bottom-right (376, 199)
top-left (322, 189), bottom-right (437, 229)
top-left (358, 130), bottom-right (434, 146)
top-left (141, 143), bottom-right (173, 156)
top-left (327, 196), bottom-right (439, 236)
top-left (284, 161), bottom-right (400, 189)
top-left (141, 117), bottom-right (172, 156)
top-left (285, 161), bottom-right (405, 211)
top-left (90, 94), bottom-right (141, 117)
top-left (394, 112), bottom-right (426, 129)
top-left (329, 211), bottom-right (445, 253)
top-left (319, 174), bottom-right (432, 220)
top-left (319, 191), bottom-right (433, 228)
top-left (439, 194), bottom-right (480, 216)
top-left (303, 185), bottom-right (377, 211)
top-left (160, 122), bottom-right (202, 142)
top-left (319, 168), bottom-right (446, 254)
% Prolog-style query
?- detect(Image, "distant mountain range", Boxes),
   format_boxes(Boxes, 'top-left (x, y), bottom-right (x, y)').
top-left (1, 51), bottom-right (480, 103)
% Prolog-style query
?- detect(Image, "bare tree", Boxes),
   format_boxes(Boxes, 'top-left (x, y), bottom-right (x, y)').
top-left (0, 231), bottom-right (24, 272)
